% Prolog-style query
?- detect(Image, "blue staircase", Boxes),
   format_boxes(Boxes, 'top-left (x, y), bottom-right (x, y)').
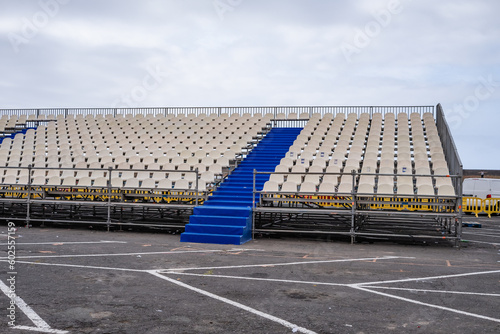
top-left (180, 127), bottom-right (302, 245)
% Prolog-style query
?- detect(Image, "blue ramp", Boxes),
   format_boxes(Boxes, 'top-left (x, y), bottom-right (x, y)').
top-left (180, 127), bottom-right (302, 245)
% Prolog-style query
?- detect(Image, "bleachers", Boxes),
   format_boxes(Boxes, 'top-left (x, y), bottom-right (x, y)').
top-left (0, 105), bottom-right (462, 245)
top-left (262, 111), bottom-right (454, 199)
top-left (0, 113), bottom-right (272, 194)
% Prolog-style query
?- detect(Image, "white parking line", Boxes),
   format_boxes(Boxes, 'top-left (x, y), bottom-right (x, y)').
top-left (149, 270), bottom-right (318, 334)
top-left (462, 239), bottom-right (500, 246)
top-left (355, 269), bottom-right (500, 287)
top-left (462, 231), bottom-right (500, 238)
top-left (368, 286), bottom-right (500, 297)
top-left (0, 248), bottom-right (247, 259)
top-left (0, 240), bottom-right (128, 246)
top-left (0, 280), bottom-right (68, 334)
top-left (162, 256), bottom-right (414, 272)
top-left (164, 271), bottom-right (346, 287)
top-left (12, 325), bottom-right (69, 333)
top-left (353, 285), bottom-right (500, 323)
top-left (1, 260), bottom-right (149, 273)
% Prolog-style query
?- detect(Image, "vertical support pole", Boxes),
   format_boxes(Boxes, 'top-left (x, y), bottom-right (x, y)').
top-left (252, 169), bottom-right (256, 241)
top-left (195, 168), bottom-right (199, 207)
top-left (456, 174), bottom-right (463, 248)
top-left (107, 167), bottom-right (112, 231)
top-left (26, 165), bottom-right (32, 228)
top-left (350, 169), bottom-right (357, 244)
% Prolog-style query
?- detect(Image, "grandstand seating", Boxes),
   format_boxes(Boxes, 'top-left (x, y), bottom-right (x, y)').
top-left (0, 107), bottom-right (462, 245)
top-left (262, 111), bottom-right (454, 197)
top-left (0, 113), bottom-right (273, 194)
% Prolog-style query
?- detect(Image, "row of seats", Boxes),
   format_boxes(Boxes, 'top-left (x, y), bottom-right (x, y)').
top-left (264, 112), bottom-right (455, 196)
top-left (0, 114), bottom-right (274, 187)
top-left (263, 179), bottom-right (455, 196)
top-left (278, 112), bottom-right (449, 176)
top-left (1, 172), bottom-right (212, 191)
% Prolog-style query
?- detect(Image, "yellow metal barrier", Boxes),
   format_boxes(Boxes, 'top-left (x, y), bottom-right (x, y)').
top-left (463, 197), bottom-right (500, 217)
top-left (463, 197), bottom-right (483, 217)
top-left (484, 198), bottom-right (500, 218)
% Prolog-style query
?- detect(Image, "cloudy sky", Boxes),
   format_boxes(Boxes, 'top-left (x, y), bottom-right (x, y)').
top-left (1, 0), bottom-right (499, 169)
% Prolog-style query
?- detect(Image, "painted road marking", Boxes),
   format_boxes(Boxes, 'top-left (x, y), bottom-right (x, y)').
top-left (1, 260), bottom-right (149, 273)
top-left (12, 325), bottom-right (69, 333)
top-left (164, 271), bottom-right (346, 287)
top-left (462, 231), bottom-right (500, 238)
top-left (352, 285), bottom-right (500, 323)
top-left (461, 239), bottom-right (500, 246)
top-left (368, 286), bottom-right (500, 297)
top-left (356, 269), bottom-right (500, 286)
top-left (149, 270), bottom-right (318, 334)
top-left (0, 240), bottom-right (128, 246)
top-left (162, 256), bottom-right (415, 272)
top-left (0, 248), bottom-right (256, 260)
top-left (0, 280), bottom-right (68, 334)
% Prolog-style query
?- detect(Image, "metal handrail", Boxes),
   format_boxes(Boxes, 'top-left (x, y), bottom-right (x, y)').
top-left (0, 105), bottom-right (436, 119)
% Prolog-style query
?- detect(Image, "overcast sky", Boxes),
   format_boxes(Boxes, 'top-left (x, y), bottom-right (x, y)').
top-left (1, 0), bottom-right (499, 169)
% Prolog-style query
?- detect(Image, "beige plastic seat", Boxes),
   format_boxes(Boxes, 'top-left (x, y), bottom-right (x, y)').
top-left (157, 178), bottom-right (173, 189)
top-left (416, 177), bottom-right (433, 187)
top-left (174, 179), bottom-right (190, 190)
top-left (377, 183), bottom-right (394, 195)
top-left (280, 157), bottom-right (295, 168)
top-left (77, 177), bottom-right (92, 187)
top-left (337, 182), bottom-right (352, 193)
top-left (200, 171), bottom-right (215, 184)
top-left (435, 176), bottom-right (453, 187)
top-left (281, 181), bottom-right (298, 193)
top-left (111, 177), bottom-right (123, 188)
top-left (358, 183), bottom-right (374, 194)
top-left (140, 178), bottom-right (156, 189)
top-left (438, 184), bottom-right (455, 196)
top-left (61, 176), bottom-right (77, 186)
top-left (274, 164), bottom-right (290, 173)
top-left (123, 178), bottom-right (140, 189)
top-left (311, 158), bottom-right (327, 168)
top-left (318, 182), bottom-right (336, 194)
top-left (397, 184), bottom-right (414, 196)
top-left (434, 167), bottom-right (450, 176)
top-left (417, 184), bottom-right (435, 196)
top-left (432, 160), bottom-right (448, 171)
top-left (167, 172), bottom-right (183, 182)
top-left (303, 173), bottom-right (321, 186)
top-left (322, 173), bottom-right (339, 184)
top-left (286, 173), bottom-right (303, 184)
top-left (299, 182), bottom-right (317, 193)
top-left (359, 175), bottom-right (375, 186)
top-left (208, 163), bottom-right (222, 174)
top-left (269, 173), bottom-right (285, 184)
top-left (183, 172), bottom-right (198, 182)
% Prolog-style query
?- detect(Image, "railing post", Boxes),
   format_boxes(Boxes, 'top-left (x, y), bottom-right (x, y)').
top-left (195, 168), bottom-right (199, 207)
top-left (252, 169), bottom-right (256, 241)
top-left (350, 169), bottom-right (357, 244)
top-left (26, 165), bottom-right (32, 228)
top-left (456, 174), bottom-right (463, 248)
top-left (107, 167), bottom-right (112, 231)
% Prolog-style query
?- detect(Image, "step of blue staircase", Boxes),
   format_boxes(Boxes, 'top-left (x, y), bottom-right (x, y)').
top-left (181, 127), bottom-right (302, 245)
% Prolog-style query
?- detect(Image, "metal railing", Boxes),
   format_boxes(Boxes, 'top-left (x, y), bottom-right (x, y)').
top-left (0, 165), bottom-right (206, 230)
top-left (252, 170), bottom-right (462, 246)
top-left (0, 105), bottom-right (436, 119)
top-left (436, 104), bottom-right (463, 182)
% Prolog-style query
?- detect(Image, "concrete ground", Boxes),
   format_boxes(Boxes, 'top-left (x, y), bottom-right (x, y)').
top-left (0, 215), bottom-right (498, 334)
